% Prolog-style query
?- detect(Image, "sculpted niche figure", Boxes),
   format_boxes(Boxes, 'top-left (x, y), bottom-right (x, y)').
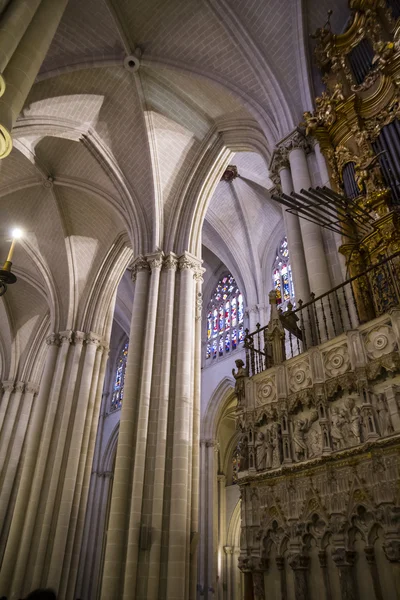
top-left (292, 418), bottom-right (310, 461)
top-left (330, 407), bottom-right (345, 450)
top-left (255, 431), bottom-right (265, 470)
top-left (232, 359), bottom-right (248, 407)
top-left (376, 394), bottom-right (393, 436)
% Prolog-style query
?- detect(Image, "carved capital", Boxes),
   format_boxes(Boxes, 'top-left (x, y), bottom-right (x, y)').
top-left (224, 545), bottom-right (234, 555)
top-left (86, 332), bottom-right (103, 346)
top-left (288, 552), bottom-right (309, 571)
top-left (2, 380), bottom-right (14, 393)
top-left (15, 381), bottom-right (25, 393)
top-left (46, 333), bottom-right (60, 347)
top-left (59, 330), bottom-right (74, 345)
top-left (178, 252), bottom-right (202, 272)
top-left (163, 253), bottom-right (178, 271)
top-left (383, 540), bottom-right (400, 563)
top-left (282, 130), bottom-right (312, 155)
top-left (25, 383), bottom-right (39, 395)
top-left (130, 255), bottom-right (150, 281)
top-left (147, 251), bottom-right (164, 271)
top-left (332, 548), bottom-right (356, 568)
top-left (74, 331), bottom-right (86, 345)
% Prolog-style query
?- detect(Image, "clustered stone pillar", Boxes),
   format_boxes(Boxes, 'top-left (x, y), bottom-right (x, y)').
top-left (0, 330), bottom-right (108, 600)
top-left (0, 0), bottom-right (69, 158)
top-left (100, 251), bottom-right (203, 600)
top-left (270, 131), bottom-right (333, 304)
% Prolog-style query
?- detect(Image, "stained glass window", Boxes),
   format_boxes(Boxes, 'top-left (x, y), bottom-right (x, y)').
top-left (206, 274), bottom-right (244, 361)
top-left (110, 341), bottom-right (129, 411)
top-left (272, 236), bottom-right (295, 309)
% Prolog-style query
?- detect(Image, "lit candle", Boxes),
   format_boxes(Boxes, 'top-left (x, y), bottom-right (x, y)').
top-left (5, 228), bottom-right (22, 263)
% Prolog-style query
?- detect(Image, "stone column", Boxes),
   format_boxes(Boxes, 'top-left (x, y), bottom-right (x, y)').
top-left (101, 258), bottom-right (150, 600)
top-left (190, 266), bottom-right (204, 600)
top-left (364, 546), bottom-right (384, 600)
top-left (166, 253), bottom-right (197, 600)
top-left (287, 132), bottom-right (332, 298)
top-left (252, 570), bottom-right (265, 600)
top-left (0, 381), bottom-right (24, 467)
top-left (383, 540), bottom-right (400, 597)
top-left (224, 546), bottom-right (234, 600)
top-left (318, 550), bottom-right (332, 600)
top-left (0, 335), bottom-right (59, 595)
top-left (146, 253), bottom-right (178, 600)
top-left (0, 0), bottom-right (69, 158)
top-left (0, 0), bottom-right (42, 84)
top-left (332, 548), bottom-right (358, 600)
top-left (123, 252), bottom-right (163, 597)
top-left (271, 149), bottom-right (310, 305)
top-left (288, 553), bottom-right (309, 600)
top-left (276, 556), bottom-right (288, 600)
top-left (0, 380), bottom-right (14, 432)
top-left (0, 382), bottom-right (37, 529)
top-left (47, 332), bottom-right (103, 591)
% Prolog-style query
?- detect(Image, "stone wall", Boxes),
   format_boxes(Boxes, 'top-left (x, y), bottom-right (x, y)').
top-left (236, 309), bottom-right (400, 599)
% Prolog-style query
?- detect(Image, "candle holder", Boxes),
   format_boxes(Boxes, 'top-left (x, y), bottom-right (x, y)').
top-left (0, 260), bottom-right (17, 296)
top-left (0, 230), bottom-right (21, 296)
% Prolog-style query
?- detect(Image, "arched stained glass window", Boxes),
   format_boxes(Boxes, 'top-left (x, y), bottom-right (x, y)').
top-left (110, 341), bottom-right (129, 411)
top-left (206, 274), bottom-right (244, 360)
top-left (272, 237), bottom-right (294, 309)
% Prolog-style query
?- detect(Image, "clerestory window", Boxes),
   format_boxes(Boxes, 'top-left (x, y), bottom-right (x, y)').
top-left (206, 274), bottom-right (244, 361)
top-left (110, 340), bottom-right (129, 411)
top-left (272, 237), bottom-right (295, 309)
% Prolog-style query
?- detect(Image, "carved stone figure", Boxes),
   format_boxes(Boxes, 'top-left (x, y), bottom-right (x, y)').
top-left (239, 436), bottom-right (249, 471)
top-left (349, 406), bottom-right (362, 444)
top-left (292, 418), bottom-right (309, 461)
top-left (271, 424), bottom-right (282, 468)
top-left (255, 432), bottom-right (265, 471)
top-left (376, 394), bottom-right (393, 436)
top-left (330, 407), bottom-right (345, 450)
top-left (265, 429), bottom-right (274, 469)
top-left (232, 359), bottom-right (248, 407)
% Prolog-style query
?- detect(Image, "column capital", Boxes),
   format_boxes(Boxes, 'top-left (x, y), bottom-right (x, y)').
top-left (2, 380), bottom-right (15, 393)
top-left (224, 545), bottom-right (234, 555)
top-left (46, 332), bottom-right (61, 346)
top-left (146, 250), bottom-right (164, 271)
top-left (163, 252), bottom-right (179, 271)
top-left (130, 254), bottom-right (150, 281)
top-left (279, 129), bottom-right (312, 156)
top-left (178, 251), bottom-right (202, 272)
top-left (15, 381), bottom-right (25, 393)
top-left (86, 332), bottom-right (103, 346)
top-left (59, 330), bottom-right (74, 345)
top-left (25, 383), bottom-right (39, 395)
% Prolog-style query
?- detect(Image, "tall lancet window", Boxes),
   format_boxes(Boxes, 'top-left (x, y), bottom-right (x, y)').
top-left (206, 274), bottom-right (244, 361)
top-left (110, 341), bottom-right (129, 411)
top-left (272, 237), bottom-right (295, 309)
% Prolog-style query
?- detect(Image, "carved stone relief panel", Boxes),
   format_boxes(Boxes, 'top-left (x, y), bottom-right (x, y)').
top-left (256, 376), bottom-right (276, 407)
top-left (287, 359), bottom-right (312, 394)
top-left (323, 343), bottom-right (351, 379)
top-left (363, 323), bottom-right (397, 360)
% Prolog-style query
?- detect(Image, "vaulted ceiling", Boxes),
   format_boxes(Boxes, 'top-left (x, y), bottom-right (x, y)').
top-left (0, 0), bottom-right (337, 381)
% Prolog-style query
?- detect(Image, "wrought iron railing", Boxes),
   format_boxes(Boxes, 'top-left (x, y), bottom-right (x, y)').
top-left (244, 252), bottom-right (400, 376)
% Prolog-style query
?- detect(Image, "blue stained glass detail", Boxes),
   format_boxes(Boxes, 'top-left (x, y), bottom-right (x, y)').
top-left (111, 341), bottom-right (129, 411)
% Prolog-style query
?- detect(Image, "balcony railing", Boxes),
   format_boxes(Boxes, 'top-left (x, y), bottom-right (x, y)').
top-left (244, 252), bottom-right (400, 376)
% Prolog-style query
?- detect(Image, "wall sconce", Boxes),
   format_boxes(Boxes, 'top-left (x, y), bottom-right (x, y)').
top-left (0, 228), bottom-right (22, 297)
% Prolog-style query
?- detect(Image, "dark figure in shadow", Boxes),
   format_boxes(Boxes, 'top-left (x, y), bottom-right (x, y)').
top-left (26, 590), bottom-right (56, 600)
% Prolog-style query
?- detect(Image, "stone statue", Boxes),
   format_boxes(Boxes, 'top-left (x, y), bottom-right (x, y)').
top-left (239, 436), bottom-right (249, 471)
top-left (292, 418), bottom-right (310, 461)
top-left (232, 359), bottom-right (248, 407)
top-left (330, 407), bottom-right (345, 450)
top-left (376, 394), bottom-right (393, 436)
top-left (265, 428), bottom-right (274, 469)
top-left (255, 431), bottom-right (265, 471)
top-left (349, 406), bottom-right (362, 444)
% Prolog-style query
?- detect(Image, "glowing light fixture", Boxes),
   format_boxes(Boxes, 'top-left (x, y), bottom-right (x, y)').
top-left (0, 229), bottom-right (23, 296)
